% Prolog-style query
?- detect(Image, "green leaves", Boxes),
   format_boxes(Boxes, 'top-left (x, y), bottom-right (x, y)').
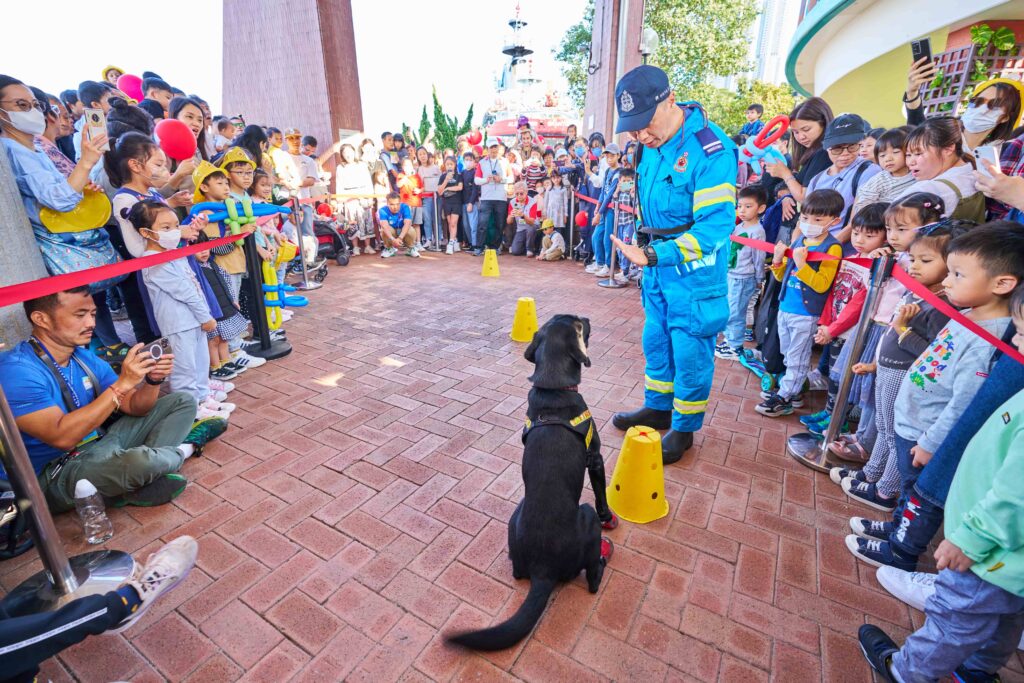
top-left (970, 59), bottom-right (990, 83)
top-left (429, 86), bottom-right (474, 152)
top-left (418, 106), bottom-right (431, 147)
top-left (680, 79), bottom-right (799, 134)
top-left (993, 26), bottom-right (1017, 52)
top-left (971, 23), bottom-right (994, 48)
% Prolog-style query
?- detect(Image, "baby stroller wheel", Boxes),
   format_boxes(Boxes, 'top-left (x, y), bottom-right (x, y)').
top-left (314, 268), bottom-right (328, 283)
top-left (335, 253), bottom-right (350, 266)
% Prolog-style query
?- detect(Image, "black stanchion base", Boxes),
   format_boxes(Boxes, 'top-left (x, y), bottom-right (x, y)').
top-left (248, 338), bottom-right (292, 360)
top-left (0, 549), bottom-right (134, 616)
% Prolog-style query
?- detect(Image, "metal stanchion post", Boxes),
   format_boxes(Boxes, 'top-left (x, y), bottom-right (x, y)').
top-left (291, 199), bottom-right (322, 292)
top-left (568, 192), bottom-right (575, 261)
top-left (431, 192), bottom-right (442, 252)
top-left (598, 203), bottom-right (627, 289)
top-left (0, 387), bottom-right (134, 616)
top-left (242, 233), bottom-right (292, 360)
top-left (788, 254), bottom-right (895, 472)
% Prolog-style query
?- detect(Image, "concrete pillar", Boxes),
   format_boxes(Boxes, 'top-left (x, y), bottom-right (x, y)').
top-left (0, 147), bottom-right (48, 346)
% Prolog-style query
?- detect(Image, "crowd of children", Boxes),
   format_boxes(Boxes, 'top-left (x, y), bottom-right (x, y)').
top-left (723, 80), bottom-right (1024, 680)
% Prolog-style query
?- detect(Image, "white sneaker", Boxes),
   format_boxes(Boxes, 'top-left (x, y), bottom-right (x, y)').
top-left (203, 397), bottom-right (236, 414)
top-left (210, 390), bottom-right (228, 403)
top-left (197, 405), bottom-right (230, 420)
top-left (381, 247), bottom-right (397, 258)
top-left (365, 245), bottom-right (375, 254)
top-left (446, 242), bottom-right (455, 255)
top-left (594, 266), bottom-right (610, 277)
top-left (208, 379), bottom-right (235, 394)
top-left (422, 241), bottom-right (432, 251)
top-left (109, 536), bottom-right (199, 634)
top-left (232, 350), bottom-right (266, 369)
top-left (453, 243), bottom-right (461, 253)
top-left (352, 246), bottom-right (361, 256)
top-left (584, 263), bottom-right (600, 273)
top-left (526, 251), bottom-right (535, 257)
top-left (281, 310), bottom-right (294, 321)
top-left (806, 368), bottom-right (829, 392)
top-left (409, 247), bottom-right (421, 258)
top-left (613, 273), bottom-right (629, 284)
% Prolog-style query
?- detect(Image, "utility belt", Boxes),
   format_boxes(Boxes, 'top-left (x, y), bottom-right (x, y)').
top-left (640, 222), bottom-right (693, 242)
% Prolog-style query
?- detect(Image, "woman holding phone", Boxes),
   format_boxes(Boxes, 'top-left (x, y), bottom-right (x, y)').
top-left (437, 156), bottom-right (463, 254)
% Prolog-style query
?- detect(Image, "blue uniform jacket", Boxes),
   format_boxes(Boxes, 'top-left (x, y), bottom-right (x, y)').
top-left (639, 104), bottom-right (738, 273)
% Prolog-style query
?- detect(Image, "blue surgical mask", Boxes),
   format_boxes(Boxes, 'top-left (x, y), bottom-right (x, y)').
top-left (625, 154), bottom-right (634, 165)
top-left (593, 146), bottom-right (603, 156)
top-left (574, 146), bottom-right (586, 157)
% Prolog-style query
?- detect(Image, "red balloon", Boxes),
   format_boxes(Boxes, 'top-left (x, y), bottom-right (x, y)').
top-left (472, 144), bottom-right (483, 156)
top-left (116, 74), bottom-right (143, 102)
top-left (467, 129), bottom-right (483, 145)
top-left (535, 135), bottom-right (544, 145)
top-left (154, 119), bottom-right (197, 161)
top-left (575, 210), bottom-right (588, 228)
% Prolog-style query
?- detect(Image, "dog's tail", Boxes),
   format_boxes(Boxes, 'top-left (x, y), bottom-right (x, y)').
top-left (445, 578), bottom-right (555, 651)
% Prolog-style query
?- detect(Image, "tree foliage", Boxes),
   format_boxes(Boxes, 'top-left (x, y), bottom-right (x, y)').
top-left (679, 79), bottom-right (800, 134)
top-left (553, 0), bottom-right (594, 110)
top-left (431, 86), bottom-right (474, 151)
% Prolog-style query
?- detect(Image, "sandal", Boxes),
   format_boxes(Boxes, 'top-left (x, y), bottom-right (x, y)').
top-left (828, 435), bottom-right (869, 462)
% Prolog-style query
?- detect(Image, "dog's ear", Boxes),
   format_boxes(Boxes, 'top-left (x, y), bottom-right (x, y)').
top-left (570, 320), bottom-right (591, 367)
top-left (524, 330), bottom-right (543, 364)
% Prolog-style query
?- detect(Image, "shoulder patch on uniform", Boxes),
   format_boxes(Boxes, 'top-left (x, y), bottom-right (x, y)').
top-left (674, 152), bottom-right (688, 173)
top-left (695, 127), bottom-right (725, 156)
top-left (1004, 412), bottom-right (1012, 424)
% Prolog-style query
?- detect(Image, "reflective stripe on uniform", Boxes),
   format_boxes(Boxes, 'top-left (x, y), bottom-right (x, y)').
top-left (645, 375), bottom-right (674, 393)
top-left (674, 233), bottom-right (703, 262)
top-left (693, 182), bottom-right (736, 213)
top-left (673, 398), bottom-right (708, 415)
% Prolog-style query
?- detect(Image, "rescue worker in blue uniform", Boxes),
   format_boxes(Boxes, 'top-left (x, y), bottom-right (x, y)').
top-left (609, 65), bottom-right (738, 464)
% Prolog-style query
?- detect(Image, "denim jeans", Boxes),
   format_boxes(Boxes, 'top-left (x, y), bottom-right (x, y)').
top-left (888, 432), bottom-right (938, 562)
top-left (298, 204), bottom-right (314, 239)
top-left (725, 274), bottom-right (756, 349)
top-left (892, 568), bottom-right (1024, 682)
top-left (421, 196), bottom-right (436, 243)
top-left (592, 213), bottom-right (613, 267)
top-left (462, 202), bottom-right (479, 247)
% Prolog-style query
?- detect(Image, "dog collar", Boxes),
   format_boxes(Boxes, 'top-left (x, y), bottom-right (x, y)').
top-left (561, 385), bottom-right (579, 392)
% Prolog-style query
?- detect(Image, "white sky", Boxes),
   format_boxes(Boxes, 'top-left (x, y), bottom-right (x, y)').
top-left (0, 0), bottom-right (587, 135)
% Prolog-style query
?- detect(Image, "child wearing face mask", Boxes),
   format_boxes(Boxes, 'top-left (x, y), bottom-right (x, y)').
top-left (131, 200), bottom-right (233, 421)
top-left (756, 189), bottom-right (845, 417)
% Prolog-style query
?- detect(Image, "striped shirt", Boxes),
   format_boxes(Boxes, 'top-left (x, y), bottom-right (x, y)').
top-left (850, 170), bottom-right (917, 220)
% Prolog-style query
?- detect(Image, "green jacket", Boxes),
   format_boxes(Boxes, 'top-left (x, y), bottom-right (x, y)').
top-left (945, 388), bottom-right (1024, 597)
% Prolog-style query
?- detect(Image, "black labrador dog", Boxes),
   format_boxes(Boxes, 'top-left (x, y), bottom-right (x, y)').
top-left (446, 314), bottom-right (614, 651)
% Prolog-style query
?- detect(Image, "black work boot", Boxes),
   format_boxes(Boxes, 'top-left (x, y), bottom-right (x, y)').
top-left (611, 406), bottom-right (672, 431)
top-left (661, 430), bottom-right (694, 465)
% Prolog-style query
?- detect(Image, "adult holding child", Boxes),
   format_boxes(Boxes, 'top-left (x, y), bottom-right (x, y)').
top-left (609, 65), bottom-right (738, 464)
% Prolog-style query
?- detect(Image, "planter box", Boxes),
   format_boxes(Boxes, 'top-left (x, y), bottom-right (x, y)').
top-left (921, 42), bottom-right (1024, 116)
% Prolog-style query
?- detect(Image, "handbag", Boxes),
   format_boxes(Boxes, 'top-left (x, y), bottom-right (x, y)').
top-left (32, 223), bottom-right (125, 294)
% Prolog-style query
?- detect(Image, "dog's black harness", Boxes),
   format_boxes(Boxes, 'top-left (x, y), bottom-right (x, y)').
top-left (522, 409), bottom-right (595, 451)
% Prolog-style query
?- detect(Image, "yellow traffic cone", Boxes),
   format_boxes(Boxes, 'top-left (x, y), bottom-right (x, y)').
top-left (510, 297), bottom-right (539, 342)
top-left (481, 248), bottom-right (500, 277)
top-left (606, 427), bottom-right (669, 524)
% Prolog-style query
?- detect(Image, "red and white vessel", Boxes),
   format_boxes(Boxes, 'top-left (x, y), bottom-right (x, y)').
top-left (482, 5), bottom-right (579, 144)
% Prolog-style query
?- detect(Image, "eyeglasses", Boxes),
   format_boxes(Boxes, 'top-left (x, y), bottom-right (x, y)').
top-left (0, 98), bottom-right (46, 113)
top-left (828, 143), bottom-right (860, 155)
top-left (968, 95), bottom-right (1005, 110)
top-left (230, 170), bottom-right (255, 178)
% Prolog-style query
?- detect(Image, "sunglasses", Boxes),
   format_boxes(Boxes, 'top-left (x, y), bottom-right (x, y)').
top-left (968, 95), bottom-right (1006, 110)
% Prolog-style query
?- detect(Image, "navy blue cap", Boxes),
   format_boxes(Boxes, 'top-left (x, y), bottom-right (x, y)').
top-left (615, 65), bottom-right (672, 133)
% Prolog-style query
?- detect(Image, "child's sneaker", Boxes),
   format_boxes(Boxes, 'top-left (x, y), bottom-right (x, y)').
top-left (805, 368), bottom-right (829, 392)
top-left (584, 262), bottom-right (600, 273)
top-left (208, 379), bottom-right (235, 394)
top-left (231, 350), bottom-right (266, 370)
top-left (109, 536), bottom-right (199, 634)
top-left (829, 466), bottom-right (867, 485)
top-left (446, 242), bottom-right (455, 255)
top-left (210, 365), bottom-right (238, 380)
top-left (407, 247), bottom-right (421, 258)
top-left (210, 389), bottom-right (229, 403)
top-left (849, 517), bottom-right (893, 541)
top-left (875, 565), bottom-right (935, 611)
top-left (364, 245), bottom-right (375, 254)
top-left (196, 404), bottom-right (230, 420)
top-left (755, 393), bottom-right (793, 417)
top-left (594, 266), bottom-right (611, 277)
top-left (808, 416), bottom-right (847, 436)
top-left (202, 397), bottom-right (236, 415)
top-left (842, 479), bottom-right (897, 512)
top-left (857, 624), bottom-right (900, 683)
top-left (800, 409), bottom-right (830, 427)
top-left (758, 390), bottom-right (803, 407)
top-left (183, 416), bottom-right (228, 457)
top-left (221, 360), bottom-right (245, 375)
top-left (352, 246), bottom-right (361, 256)
top-left (714, 346), bottom-right (740, 360)
top-left (381, 247), bottom-right (397, 258)
top-left (844, 536), bottom-right (915, 570)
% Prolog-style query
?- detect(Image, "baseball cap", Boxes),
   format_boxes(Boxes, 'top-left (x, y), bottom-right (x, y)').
top-left (604, 143), bottom-right (621, 155)
top-left (614, 65), bottom-right (672, 133)
top-left (486, 137), bottom-right (500, 147)
top-left (555, 148), bottom-right (568, 159)
top-left (284, 127), bottom-right (301, 137)
top-left (822, 113), bottom-right (869, 149)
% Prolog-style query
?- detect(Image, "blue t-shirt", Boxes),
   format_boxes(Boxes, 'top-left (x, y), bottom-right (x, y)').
top-left (377, 203), bottom-right (412, 229)
top-left (0, 341), bottom-right (117, 477)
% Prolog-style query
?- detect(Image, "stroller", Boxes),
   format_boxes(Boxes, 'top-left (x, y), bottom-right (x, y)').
top-left (314, 218), bottom-right (355, 266)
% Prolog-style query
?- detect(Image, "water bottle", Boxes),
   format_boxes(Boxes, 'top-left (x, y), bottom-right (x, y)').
top-left (74, 479), bottom-right (113, 544)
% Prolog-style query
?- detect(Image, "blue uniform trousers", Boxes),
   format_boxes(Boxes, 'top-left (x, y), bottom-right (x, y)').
top-left (641, 253), bottom-right (729, 432)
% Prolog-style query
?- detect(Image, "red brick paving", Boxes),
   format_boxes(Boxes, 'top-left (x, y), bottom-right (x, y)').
top-left (4, 253), bottom-right (1024, 682)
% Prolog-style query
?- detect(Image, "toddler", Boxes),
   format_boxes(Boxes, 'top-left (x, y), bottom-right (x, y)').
top-left (717, 185), bottom-right (767, 360)
top-left (757, 189), bottom-right (844, 416)
top-left (850, 128), bottom-right (917, 219)
top-left (132, 201), bottom-right (232, 420)
top-left (195, 234), bottom-right (247, 384)
top-left (536, 219), bottom-right (565, 261)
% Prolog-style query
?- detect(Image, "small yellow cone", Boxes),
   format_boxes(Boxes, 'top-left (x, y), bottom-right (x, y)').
top-left (481, 248), bottom-right (500, 277)
top-left (510, 297), bottom-right (539, 342)
top-left (607, 426), bottom-right (669, 524)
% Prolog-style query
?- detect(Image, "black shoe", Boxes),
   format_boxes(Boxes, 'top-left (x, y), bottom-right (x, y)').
top-left (111, 474), bottom-right (188, 508)
top-left (954, 665), bottom-right (1002, 683)
top-left (611, 406), bottom-right (672, 431)
top-left (661, 430), bottom-right (694, 465)
top-left (857, 624), bottom-right (899, 683)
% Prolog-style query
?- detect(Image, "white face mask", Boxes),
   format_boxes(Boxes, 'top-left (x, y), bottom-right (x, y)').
top-left (2, 107), bottom-right (46, 136)
top-left (148, 228), bottom-right (181, 250)
top-left (961, 105), bottom-right (1005, 134)
top-left (799, 220), bottom-right (825, 238)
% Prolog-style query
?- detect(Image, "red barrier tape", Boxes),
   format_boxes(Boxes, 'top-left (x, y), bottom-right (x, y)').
top-left (731, 235), bottom-right (1024, 367)
top-left (0, 232), bottom-right (244, 309)
top-left (574, 191), bottom-right (636, 216)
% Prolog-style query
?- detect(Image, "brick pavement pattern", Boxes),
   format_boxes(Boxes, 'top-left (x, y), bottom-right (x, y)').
top-left (4, 253), bottom-right (1023, 682)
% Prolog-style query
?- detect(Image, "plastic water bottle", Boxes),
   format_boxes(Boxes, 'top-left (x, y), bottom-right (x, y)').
top-left (74, 480), bottom-right (113, 544)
